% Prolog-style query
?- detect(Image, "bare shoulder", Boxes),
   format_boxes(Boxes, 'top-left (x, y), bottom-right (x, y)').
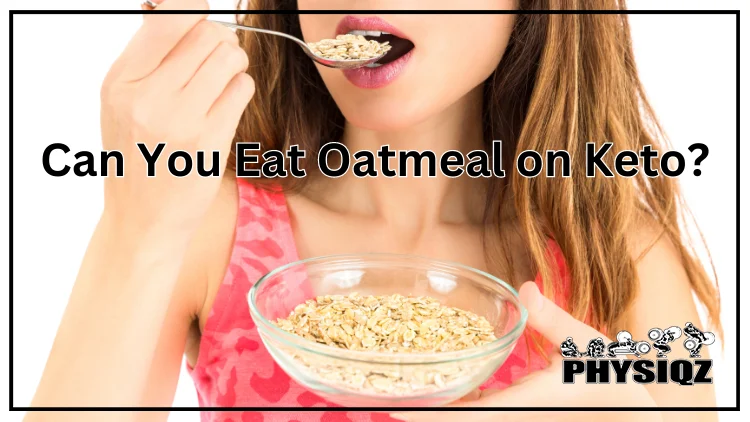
top-left (625, 214), bottom-right (694, 312)
top-left (622, 213), bottom-right (709, 345)
top-left (621, 213), bottom-right (718, 410)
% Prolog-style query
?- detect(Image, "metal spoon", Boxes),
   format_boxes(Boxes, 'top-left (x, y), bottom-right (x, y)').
top-left (142, 0), bottom-right (385, 69)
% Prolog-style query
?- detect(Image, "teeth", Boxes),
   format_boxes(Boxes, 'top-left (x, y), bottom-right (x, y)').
top-left (365, 63), bottom-right (383, 68)
top-left (347, 30), bottom-right (391, 37)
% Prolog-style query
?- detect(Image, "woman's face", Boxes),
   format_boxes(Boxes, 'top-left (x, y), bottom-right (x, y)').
top-left (297, 2), bottom-right (516, 131)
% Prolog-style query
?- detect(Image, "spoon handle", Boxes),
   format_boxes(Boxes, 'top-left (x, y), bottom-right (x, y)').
top-left (207, 20), bottom-right (311, 51)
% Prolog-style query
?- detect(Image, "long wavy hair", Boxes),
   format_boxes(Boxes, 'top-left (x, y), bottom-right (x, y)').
top-left (230, 0), bottom-right (722, 342)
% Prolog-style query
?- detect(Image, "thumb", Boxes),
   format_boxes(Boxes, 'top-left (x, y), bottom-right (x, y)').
top-left (518, 281), bottom-right (610, 348)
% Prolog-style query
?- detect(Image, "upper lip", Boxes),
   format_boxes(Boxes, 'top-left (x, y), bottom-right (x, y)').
top-left (335, 15), bottom-right (411, 41)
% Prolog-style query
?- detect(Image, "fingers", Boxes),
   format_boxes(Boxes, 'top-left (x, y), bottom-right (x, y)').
top-left (203, 72), bottom-right (255, 149)
top-left (183, 40), bottom-right (250, 116)
top-left (150, 20), bottom-right (239, 90)
top-left (115, 0), bottom-right (209, 81)
top-left (519, 282), bottom-right (610, 348)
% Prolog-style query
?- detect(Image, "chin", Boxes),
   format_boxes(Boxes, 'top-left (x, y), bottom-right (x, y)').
top-left (338, 98), bottom-right (434, 132)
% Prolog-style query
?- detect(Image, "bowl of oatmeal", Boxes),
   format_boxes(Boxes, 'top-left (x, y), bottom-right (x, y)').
top-left (247, 253), bottom-right (527, 407)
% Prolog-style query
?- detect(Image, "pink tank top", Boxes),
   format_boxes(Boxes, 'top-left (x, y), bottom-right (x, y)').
top-left (187, 179), bottom-right (571, 422)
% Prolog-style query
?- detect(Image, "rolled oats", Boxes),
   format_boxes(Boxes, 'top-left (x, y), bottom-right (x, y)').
top-left (273, 292), bottom-right (499, 396)
top-left (308, 34), bottom-right (392, 61)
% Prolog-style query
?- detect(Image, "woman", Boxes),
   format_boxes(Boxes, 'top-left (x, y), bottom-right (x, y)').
top-left (27, 0), bottom-right (722, 421)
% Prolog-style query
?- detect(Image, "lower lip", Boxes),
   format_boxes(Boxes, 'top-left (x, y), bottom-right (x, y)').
top-left (341, 50), bottom-right (414, 89)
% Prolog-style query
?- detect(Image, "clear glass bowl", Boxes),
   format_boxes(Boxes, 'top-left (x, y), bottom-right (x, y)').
top-left (247, 253), bottom-right (527, 407)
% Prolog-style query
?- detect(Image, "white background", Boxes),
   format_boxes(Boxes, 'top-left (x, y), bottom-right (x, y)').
top-left (1, 0), bottom-right (747, 421)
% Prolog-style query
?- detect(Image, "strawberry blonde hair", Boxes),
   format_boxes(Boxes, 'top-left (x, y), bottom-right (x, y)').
top-left (230, 0), bottom-right (722, 339)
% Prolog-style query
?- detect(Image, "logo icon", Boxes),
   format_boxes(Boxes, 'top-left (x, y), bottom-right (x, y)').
top-left (585, 337), bottom-right (606, 358)
top-left (560, 337), bottom-right (583, 358)
top-left (648, 326), bottom-right (682, 358)
top-left (605, 330), bottom-right (651, 358)
top-left (683, 322), bottom-right (715, 358)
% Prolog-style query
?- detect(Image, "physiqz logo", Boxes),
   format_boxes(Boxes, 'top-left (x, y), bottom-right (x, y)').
top-left (561, 322), bottom-right (715, 386)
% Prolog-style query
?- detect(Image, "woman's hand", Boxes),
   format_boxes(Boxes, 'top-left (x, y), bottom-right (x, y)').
top-left (101, 0), bottom-right (254, 241)
top-left (390, 282), bottom-right (661, 422)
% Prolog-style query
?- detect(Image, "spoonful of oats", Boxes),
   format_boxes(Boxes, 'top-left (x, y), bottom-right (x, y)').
top-left (307, 34), bottom-right (392, 62)
top-left (142, 1), bottom-right (391, 70)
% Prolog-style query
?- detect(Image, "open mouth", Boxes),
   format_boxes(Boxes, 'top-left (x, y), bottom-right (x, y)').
top-left (336, 16), bottom-right (414, 88)
top-left (346, 30), bottom-right (415, 66)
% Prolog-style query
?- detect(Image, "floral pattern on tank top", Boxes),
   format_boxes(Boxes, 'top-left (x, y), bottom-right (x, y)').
top-left (186, 179), bottom-right (571, 422)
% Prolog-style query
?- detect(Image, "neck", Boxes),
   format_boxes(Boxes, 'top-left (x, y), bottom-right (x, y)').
top-left (315, 87), bottom-right (487, 232)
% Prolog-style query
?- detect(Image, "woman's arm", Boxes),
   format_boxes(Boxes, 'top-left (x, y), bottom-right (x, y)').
top-left (25, 211), bottom-right (195, 417)
top-left (26, 174), bottom-right (237, 422)
top-left (24, 0), bottom-right (253, 419)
